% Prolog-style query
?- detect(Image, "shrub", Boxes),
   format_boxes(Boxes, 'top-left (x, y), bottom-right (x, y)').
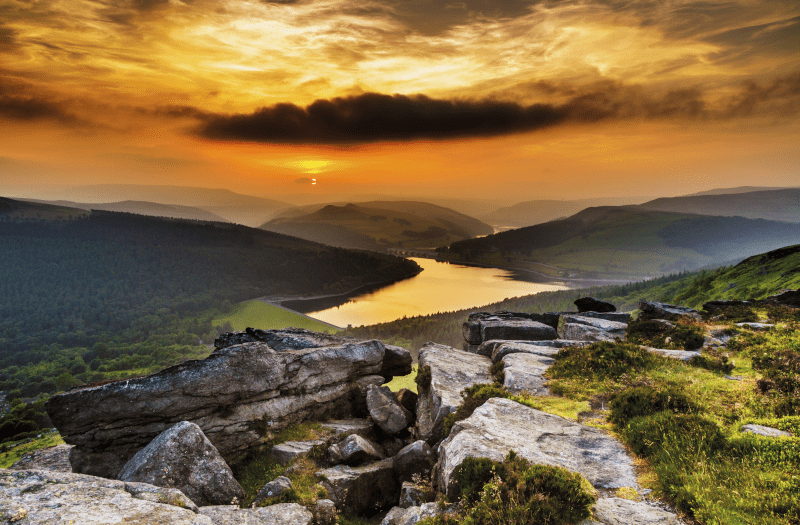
top-left (622, 412), bottom-right (726, 459)
top-left (626, 319), bottom-right (705, 350)
top-left (549, 342), bottom-right (656, 379)
top-left (608, 386), bottom-right (696, 428)
top-left (416, 365), bottom-right (432, 389)
top-left (489, 361), bottom-right (505, 384)
top-left (688, 354), bottom-right (735, 374)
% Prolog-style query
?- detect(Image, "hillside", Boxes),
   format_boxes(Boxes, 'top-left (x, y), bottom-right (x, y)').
top-left (262, 200), bottom-right (494, 251)
top-left (483, 196), bottom-right (652, 228)
top-left (440, 207), bottom-right (800, 279)
top-left (20, 199), bottom-right (229, 223)
top-left (638, 188), bottom-right (800, 222)
top-left (0, 198), bottom-right (420, 397)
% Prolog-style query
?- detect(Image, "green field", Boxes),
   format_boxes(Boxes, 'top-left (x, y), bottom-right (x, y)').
top-left (213, 300), bottom-right (340, 333)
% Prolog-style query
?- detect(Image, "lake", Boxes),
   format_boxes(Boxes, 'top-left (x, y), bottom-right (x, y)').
top-left (290, 257), bottom-right (570, 327)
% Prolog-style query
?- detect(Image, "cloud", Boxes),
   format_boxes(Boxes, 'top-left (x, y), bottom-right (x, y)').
top-left (0, 92), bottom-right (81, 124)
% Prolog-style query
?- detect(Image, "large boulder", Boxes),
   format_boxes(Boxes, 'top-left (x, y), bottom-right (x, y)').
top-left (382, 345), bottom-right (414, 381)
top-left (367, 385), bottom-right (413, 435)
top-left (462, 312), bottom-right (558, 344)
top-left (317, 458), bottom-right (397, 515)
top-left (393, 440), bottom-right (436, 482)
top-left (0, 469), bottom-right (209, 524)
top-left (638, 301), bottom-right (701, 321)
top-left (46, 335), bottom-right (386, 479)
top-left (9, 444), bottom-right (73, 472)
top-left (118, 421), bottom-right (244, 507)
top-left (558, 323), bottom-right (618, 342)
top-left (482, 340), bottom-right (591, 363)
top-left (560, 315), bottom-right (628, 339)
top-left (199, 503), bottom-right (313, 524)
top-left (328, 434), bottom-right (385, 466)
top-left (501, 353), bottom-right (555, 395)
top-left (574, 297), bottom-right (616, 313)
top-left (436, 398), bottom-right (638, 498)
top-left (415, 343), bottom-right (493, 445)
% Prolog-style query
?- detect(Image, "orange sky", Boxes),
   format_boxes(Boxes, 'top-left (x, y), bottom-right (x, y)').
top-left (1, 0), bottom-right (798, 203)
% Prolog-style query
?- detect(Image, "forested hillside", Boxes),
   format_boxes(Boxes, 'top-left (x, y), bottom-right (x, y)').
top-left (0, 199), bottom-right (419, 399)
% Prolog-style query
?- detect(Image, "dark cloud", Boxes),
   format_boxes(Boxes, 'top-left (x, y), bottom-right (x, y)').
top-left (0, 24), bottom-right (18, 51)
top-left (195, 73), bottom-right (800, 144)
top-left (0, 95), bottom-right (80, 124)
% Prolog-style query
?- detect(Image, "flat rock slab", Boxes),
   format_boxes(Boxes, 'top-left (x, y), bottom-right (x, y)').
top-left (639, 301), bottom-right (701, 321)
top-left (735, 322), bottom-right (775, 330)
top-left (741, 424), bottom-right (793, 438)
top-left (416, 343), bottom-right (493, 445)
top-left (46, 337), bottom-right (385, 478)
top-left (580, 497), bottom-right (680, 524)
top-left (562, 315), bottom-right (628, 336)
top-left (436, 398), bottom-right (639, 498)
top-left (480, 319), bottom-right (558, 343)
top-left (576, 311), bottom-right (633, 324)
top-left (559, 323), bottom-right (619, 342)
top-left (0, 469), bottom-right (210, 525)
top-left (489, 342), bottom-right (561, 363)
top-left (9, 444), bottom-right (73, 472)
top-left (199, 503), bottom-right (313, 525)
top-left (643, 347), bottom-right (701, 362)
top-left (501, 353), bottom-right (555, 395)
top-left (320, 419), bottom-right (374, 439)
top-left (317, 458), bottom-right (397, 515)
top-left (272, 440), bottom-right (327, 465)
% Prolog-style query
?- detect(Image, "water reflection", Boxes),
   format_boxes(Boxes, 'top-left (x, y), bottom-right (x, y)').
top-left (301, 258), bottom-right (568, 327)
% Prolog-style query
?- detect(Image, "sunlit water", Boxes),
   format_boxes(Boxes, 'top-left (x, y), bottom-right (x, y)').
top-left (304, 258), bottom-right (568, 327)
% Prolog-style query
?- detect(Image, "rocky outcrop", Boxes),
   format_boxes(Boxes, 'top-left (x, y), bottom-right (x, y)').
top-left (367, 384), bottom-right (413, 435)
top-left (46, 335), bottom-right (387, 478)
top-left (581, 497), bottom-right (680, 524)
top-left (9, 444), bottom-right (73, 472)
top-left (577, 311), bottom-right (632, 323)
top-left (317, 458), bottom-right (397, 515)
top-left (702, 299), bottom-right (750, 313)
top-left (118, 421), bottom-right (244, 507)
top-left (199, 503), bottom-right (313, 524)
top-left (328, 434), bottom-right (385, 466)
top-left (765, 289), bottom-right (800, 307)
top-left (462, 312), bottom-right (558, 345)
top-left (559, 315), bottom-right (628, 341)
top-left (415, 343), bottom-right (493, 445)
top-left (639, 301), bottom-right (701, 321)
top-left (483, 340), bottom-right (590, 363)
top-left (436, 398), bottom-right (638, 498)
top-left (214, 327), bottom-right (352, 351)
top-left (501, 353), bottom-right (555, 395)
top-left (575, 297), bottom-right (616, 313)
top-left (393, 440), bottom-right (435, 482)
top-left (0, 469), bottom-right (206, 524)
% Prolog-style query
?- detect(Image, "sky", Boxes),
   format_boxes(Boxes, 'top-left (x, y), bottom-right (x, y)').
top-left (1, 0), bottom-right (798, 203)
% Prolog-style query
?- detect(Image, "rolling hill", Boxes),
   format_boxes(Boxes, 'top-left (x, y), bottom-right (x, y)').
top-left (441, 207), bottom-right (800, 279)
top-left (482, 196), bottom-right (653, 228)
top-left (20, 199), bottom-right (229, 223)
top-left (637, 188), bottom-right (800, 223)
top-left (262, 200), bottom-right (494, 251)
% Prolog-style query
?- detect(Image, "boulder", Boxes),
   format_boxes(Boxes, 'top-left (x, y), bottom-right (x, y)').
top-left (580, 497), bottom-right (679, 524)
top-left (199, 503), bottom-right (313, 524)
top-left (0, 469), bottom-right (211, 524)
top-left (272, 440), bottom-right (327, 465)
top-left (436, 398), bottom-right (638, 498)
top-left (367, 384), bottom-right (413, 435)
top-left (483, 340), bottom-right (590, 363)
top-left (9, 444), bottom-right (73, 472)
top-left (559, 323), bottom-right (618, 342)
top-left (319, 419), bottom-right (375, 440)
top-left (253, 476), bottom-right (293, 505)
top-left (560, 315), bottom-right (628, 338)
top-left (574, 311), bottom-right (632, 324)
top-left (118, 421), bottom-right (244, 507)
top-left (415, 343), bottom-right (493, 445)
top-left (741, 424), bottom-right (793, 438)
top-left (642, 347), bottom-right (701, 362)
top-left (765, 289), bottom-right (800, 307)
top-left (394, 440), bottom-right (436, 482)
top-left (501, 353), bottom-right (555, 395)
top-left (313, 499), bottom-right (337, 525)
top-left (462, 313), bottom-right (558, 344)
top-left (317, 458), bottom-right (397, 515)
top-left (399, 481), bottom-right (426, 508)
top-left (638, 301), bottom-right (701, 321)
top-left (381, 506), bottom-right (408, 525)
top-left (381, 437), bottom-right (407, 457)
top-left (46, 335), bottom-right (386, 478)
top-left (396, 503), bottom-right (440, 525)
top-left (574, 297), bottom-right (616, 313)
top-left (396, 388), bottom-right (418, 417)
top-left (382, 345), bottom-right (414, 381)
top-left (354, 375), bottom-right (387, 416)
top-left (328, 434), bottom-right (385, 466)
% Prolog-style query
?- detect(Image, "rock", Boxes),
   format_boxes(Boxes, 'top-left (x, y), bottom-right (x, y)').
top-left (462, 342), bottom-right (482, 353)
top-left (575, 297), bottom-right (616, 313)
top-left (724, 375), bottom-right (745, 381)
top-left (354, 375), bottom-right (387, 416)
top-left (214, 327), bottom-right (354, 350)
top-left (741, 424), bottom-right (793, 438)
top-left (382, 437), bottom-right (407, 457)
top-left (328, 434), bottom-right (385, 466)
top-left (367, 384), bottom-right (413, 435)
top-left (272, 440), bottom-right (327, 465)
top-left (580, 497), bottom-right (680, 524)
top-left (765, 289), bottom-right (800, 307)
top-left (415, 343), bottom-right (493, 445)
top-left (319, 419), bottom-right (375, 440)
top-left (399, 481), bottom-right (426, 508)
top-left (122, 481), bottom-right (199, 512)
top-left (483, 340), bottom-right (591, 363)
top-left (313, 499), bottom-right (337, 525)
top-left (501, 353), bottom-right (555, 395)
top-left (199, 503), bottom-right (313, 524)
top-left (394, 440), bottom-right (436, 482)
top-left (383, 345), bottom-right (413, 381)
top-left (118, 421), bottom-right (244, 507)
top-left (560, 315), bottom-right (628, 339)
top-left (46, 336), bottom-right (386, 478)
top-left (436, 398), bottom-right (638, 498)
top-left (736, 322), bottom-right (774, 330)
top-left (253, 476), bottom-right (293, 505)
top-left (317, 458), bottom-right (397, 515)
top-left (559, 323), bottom-right (619, 342)
top-left (642, 347), bottom-right (701, 362)
top-left (0, 468), bottom-right (212, 524)
top-left (9, 444), bottom-right (73, 472)
top-left (638, 301), bottom-right (701, 321)
top-left (381, 506), bottom-right (408, 525)
top-left (396, 388), bottom-right (418, 417)
top-left (396, 503), bottom-right (440, 525)
top-left (462, 313), bottom-right (558, 344)
top-left (702, 299), bottom-right (751, 313)
top-left (577, 311), bottom-right (632, 324)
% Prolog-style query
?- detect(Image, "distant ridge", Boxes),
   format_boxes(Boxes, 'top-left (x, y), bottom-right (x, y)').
top-left (638, 188), bottom-right (800, 223)
top-left (684, 186), bottom-right (795, 197)
top-left (19, 199), bottom-right (229, 223)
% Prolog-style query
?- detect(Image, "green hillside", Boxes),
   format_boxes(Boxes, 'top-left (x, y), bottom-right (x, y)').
top-left (263, 200), bottom-right (493, 251)
top-left (212, 301), bottom-right (340, 333)
top-left (638, 188), bottom-right (800, 223)
top-left (440, 207), bottom-right (800, 279)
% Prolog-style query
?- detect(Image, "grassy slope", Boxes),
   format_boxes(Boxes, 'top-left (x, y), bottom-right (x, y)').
top-left (213, 301), bottom-right (339, 333)
top-left (638, 188), bottom-right (800, 223)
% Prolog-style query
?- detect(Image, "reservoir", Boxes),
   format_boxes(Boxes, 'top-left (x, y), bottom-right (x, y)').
top-left (293, 257), bottom-right (570, 327)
